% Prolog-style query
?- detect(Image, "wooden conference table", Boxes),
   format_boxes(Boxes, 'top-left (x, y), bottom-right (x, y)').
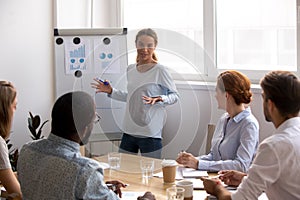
top-left (94, 153), bottom-right (212, 200)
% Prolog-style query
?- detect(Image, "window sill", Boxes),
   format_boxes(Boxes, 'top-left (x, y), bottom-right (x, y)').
top-left (174, 80), bottom-right (262, 94)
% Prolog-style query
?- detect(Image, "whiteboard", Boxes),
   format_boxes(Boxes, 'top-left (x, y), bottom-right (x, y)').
top-left (54, 28), bottom-right (128, 133)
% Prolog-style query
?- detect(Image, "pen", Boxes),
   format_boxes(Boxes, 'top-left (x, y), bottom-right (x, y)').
top-left (209, 174), bottom-right (221, 179)
top-left (97, 78), bottom-right (109, 85)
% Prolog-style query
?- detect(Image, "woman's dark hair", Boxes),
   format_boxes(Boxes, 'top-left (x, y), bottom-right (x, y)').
top-left (217, 70), bottom-right (252, 105)
top-left (51, 91), bottom-right (95, 138)
top-left (260, 70), bottom-right (300, 116)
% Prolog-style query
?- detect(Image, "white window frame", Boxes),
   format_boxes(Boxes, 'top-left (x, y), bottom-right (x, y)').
top-left (204, 0), bottom-right (299, 83)
top-left (120, 0), bottom-right (299, 83)
top-left (119, 0), bottom-right (207, 82)
top-left (54, 0), bottom-right (300, 83)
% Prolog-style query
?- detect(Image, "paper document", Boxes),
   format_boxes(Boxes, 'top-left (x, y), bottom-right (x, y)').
top-left (121, 191), bottom-right (144, 199)
top-left (184, 178), bottom-right (205, 189)
top-left (181, 167), bottom-right (208, 178)
top-left (153, 167), bottom-right (208, 179)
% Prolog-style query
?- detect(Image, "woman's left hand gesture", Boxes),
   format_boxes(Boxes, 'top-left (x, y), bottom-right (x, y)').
top-left (142, 96), bottom-right (163, 105)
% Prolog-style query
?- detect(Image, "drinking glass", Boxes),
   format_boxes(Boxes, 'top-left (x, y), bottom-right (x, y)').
top-left (140, 159), bottom-right (154, 179)
top-left (108, 152), bottom-right (121, 170)
top-left (167, 186), bottom-right (185, 200)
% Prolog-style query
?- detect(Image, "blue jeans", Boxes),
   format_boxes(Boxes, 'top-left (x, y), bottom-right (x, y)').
top-left (119, 133), bottom-right (162, 158)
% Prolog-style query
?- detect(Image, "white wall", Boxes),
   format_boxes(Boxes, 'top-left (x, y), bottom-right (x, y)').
top-left (0, 1), bottom-right (276, 159)
top-left (0, 0), bottom-right (54, 149)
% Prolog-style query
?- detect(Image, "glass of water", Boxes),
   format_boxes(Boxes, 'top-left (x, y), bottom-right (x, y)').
top-left (108, 152), bottom-right (121, 170)
top-left (167, 186), bottom-right (185, 200)
top-left (140, 159), bottom-right (154, 179)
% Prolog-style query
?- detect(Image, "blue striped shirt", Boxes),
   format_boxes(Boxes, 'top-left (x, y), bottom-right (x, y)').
top-left (198, 108), bottom-right (259, 172)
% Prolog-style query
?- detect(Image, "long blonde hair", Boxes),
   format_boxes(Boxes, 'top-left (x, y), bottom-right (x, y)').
top-left (135, 28), bottom-right (158, 62)
top-left (0, 81), bottom-right (16, 139)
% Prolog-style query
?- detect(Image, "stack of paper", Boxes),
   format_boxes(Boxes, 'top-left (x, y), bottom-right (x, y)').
top-left (181, 167), bottom-right (209, 178)
top-left (153, 167), bottom-right (209, 179)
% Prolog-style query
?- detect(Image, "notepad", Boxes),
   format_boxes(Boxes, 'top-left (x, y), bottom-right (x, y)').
top-left (153, 167), bottom-right (208, 179)
top-left (181, 168), bottom-right (208, 178)
top-left (183, 178), bottom-right (205, 189)
top-left (121, 191), bottom-right (144, 199)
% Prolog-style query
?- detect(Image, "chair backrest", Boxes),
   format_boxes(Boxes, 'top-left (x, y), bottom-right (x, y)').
top-left (205, 124), bottom-right (216, 154)
top-left (80, 146), bottom-right (85, 156)
top-left (0, 191), bottom-right (22, 200)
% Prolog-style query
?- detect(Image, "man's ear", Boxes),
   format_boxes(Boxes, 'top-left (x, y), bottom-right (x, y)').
top-left (225, 92), bottom-right (229, 99)
top-left (267, 98), bottom-right (275, 112)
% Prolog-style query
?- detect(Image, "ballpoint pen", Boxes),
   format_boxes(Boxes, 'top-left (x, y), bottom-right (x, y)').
top-left (97, 78), bottom-right (109, 85)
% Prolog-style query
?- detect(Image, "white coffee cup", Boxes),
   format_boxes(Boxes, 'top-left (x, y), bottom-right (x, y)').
top-left (176, 180), bottom-right (193, 200)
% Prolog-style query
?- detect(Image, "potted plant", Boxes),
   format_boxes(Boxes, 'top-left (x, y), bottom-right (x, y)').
top-left (28, 111), bottom-right (49, 140)
top-left (6, 112), bottom-right (49, 171)
top-left (6, 139), bottom-right (18, 172)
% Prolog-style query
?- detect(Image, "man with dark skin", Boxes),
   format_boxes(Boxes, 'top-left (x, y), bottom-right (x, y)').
top-left (18, 91), bottom-right (155, 200)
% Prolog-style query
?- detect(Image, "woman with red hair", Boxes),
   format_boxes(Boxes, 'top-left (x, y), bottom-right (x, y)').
top-left (177, 70), bottom-right (259, 172)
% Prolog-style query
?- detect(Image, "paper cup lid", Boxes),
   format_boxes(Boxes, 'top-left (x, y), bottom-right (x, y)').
top-left (161, 159), bottom-right (177, 167)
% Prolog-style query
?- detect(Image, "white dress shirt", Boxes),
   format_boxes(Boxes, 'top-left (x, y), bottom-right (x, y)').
top-left (232, 117), bottom-right (300, 200)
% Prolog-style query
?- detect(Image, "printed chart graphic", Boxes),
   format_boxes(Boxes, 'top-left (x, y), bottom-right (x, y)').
top-left (65, 39), bottom-right (91, 74)
top-left (54, 28), bottom-right (128, 133)
top-left (94, 37), bottom-right (122, 74)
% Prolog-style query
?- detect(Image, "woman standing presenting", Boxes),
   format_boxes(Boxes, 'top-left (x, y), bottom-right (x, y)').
top-left (0, 81), bottom-right (22, 198)
top-left (177, 70), bottom-right (259, 172)
top-left (92, 28), bottom-right (179, 158)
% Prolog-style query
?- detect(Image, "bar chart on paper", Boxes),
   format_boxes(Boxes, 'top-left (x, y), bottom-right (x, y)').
top-left (54, 28), bottom-right (128, 134)
top-left (70, 45), bottom-right (85, 57)
top-left (66, 43), bottom-right (88, 73)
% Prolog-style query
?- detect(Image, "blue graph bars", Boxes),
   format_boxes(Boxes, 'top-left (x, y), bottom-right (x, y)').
top-left (70, 45), bottom-right (85, 58)
top-left (69, 45), bottom-right (86, 70)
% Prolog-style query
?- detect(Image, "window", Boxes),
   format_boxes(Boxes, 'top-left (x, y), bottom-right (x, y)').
top-left (55, 0), bottom-right (299, 81)
top-left (122, 0), bottom-right (205, 80)
top-left (55, 0), bottom-right (92, 28)
top-left (55, 0), bottom-right (120, 28)
top-left (216, 0), bottom-right (297, 72)
top-left (123, 0), bottom-right (298, 82)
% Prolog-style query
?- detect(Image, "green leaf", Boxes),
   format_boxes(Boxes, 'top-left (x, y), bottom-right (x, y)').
top-left (35, 120), bottom-right (49, 140)
top-left (7, 144), bottom-right (12, 149)
top-left (28, 125), bottom-right (37, 137)
top-left (32, 115), bottom-right (41, 129)
top-left (28, 117), bottom-right (32, 127)
top-left (29, 111), bottom-right (34, 119)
